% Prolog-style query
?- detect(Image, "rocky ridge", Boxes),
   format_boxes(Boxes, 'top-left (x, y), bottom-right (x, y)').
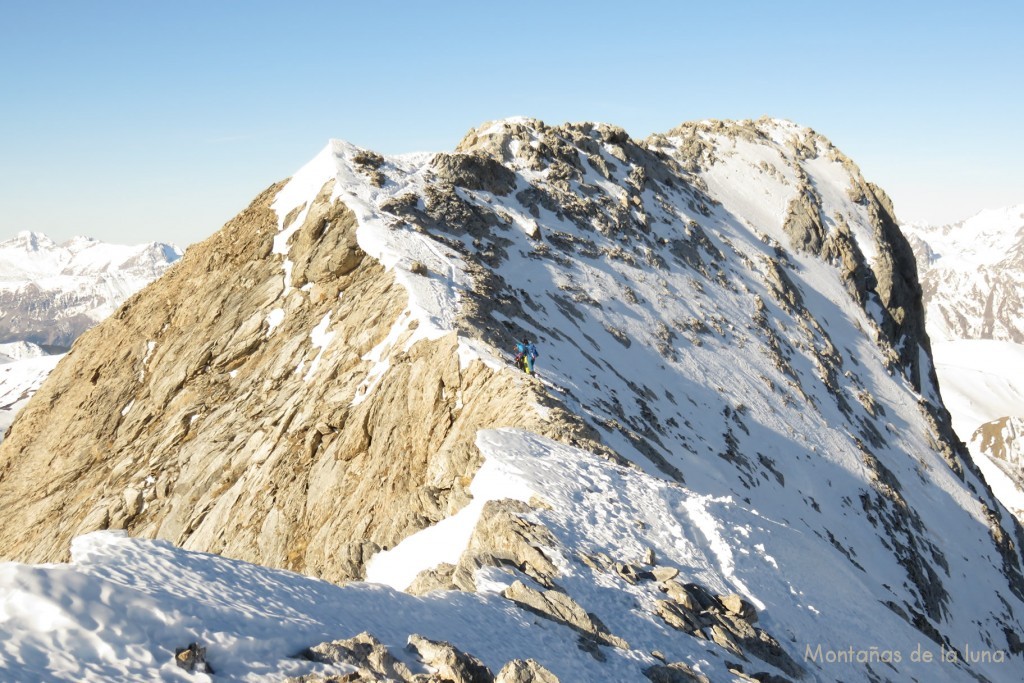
top-left (1, 117), bottom-right (1023, 681)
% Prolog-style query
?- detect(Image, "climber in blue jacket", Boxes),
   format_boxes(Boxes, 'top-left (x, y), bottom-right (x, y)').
top-left (514, 338), bottom-right (539, 374)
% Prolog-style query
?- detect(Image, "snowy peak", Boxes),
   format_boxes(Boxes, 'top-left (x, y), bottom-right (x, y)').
top-left (1, 118), bottom-right (1023, 681)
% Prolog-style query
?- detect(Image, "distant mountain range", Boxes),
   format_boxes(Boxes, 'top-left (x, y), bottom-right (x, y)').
top-left (0, 232), bottom-right (180, 442)
top-left (0, 230), bottom-right (181, 349)
top-left (902, 205), bottom-right (1024, 344)
top-left (903, 206), bottom-right (1024, 520)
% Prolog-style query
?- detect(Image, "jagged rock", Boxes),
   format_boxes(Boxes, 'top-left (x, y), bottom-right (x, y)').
top-left (123, 487), bottom-right (143, 518)
top-left (613, 561), bottom-right (642, 584)
top-left (502, 580), bottom-right (628, 650)
top-left (659, 581), bottom-right (700, 611)
top-left (494, 659), bottom-right (559, 683)
top-left (431, 152), bottom-right (517, 197)
top-left (654, 599), bottom-right (698, 633)
top-left (0, 185), bottom-right (600, 580)
top-left (450, 499), bottom-right (560, 591)
top-left (651, 566), bottom-right (679, 582)
top-left (174, 642), bottom-right (213, 674)
top-left (719, 593), bottom-right (758, 623)
top-left (301, 631), bottom-right (415, 681)
top-left (707, 624), bottom-right (743, 656)
top-left (406, 562), bottom-right (457, 595)
top-left (406, 634), bottom-right (493, 683)
top-left (643, 662), bottom-right (710, 683)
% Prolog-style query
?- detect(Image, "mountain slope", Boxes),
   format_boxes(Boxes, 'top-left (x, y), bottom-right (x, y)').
top-left (1, 118), bottom-right (1022, 681)
top-left (0, 230), bottom-right (182, 348)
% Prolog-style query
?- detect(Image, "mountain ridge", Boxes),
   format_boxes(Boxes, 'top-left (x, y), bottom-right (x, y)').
top-left (1, 117), bottom-right (1022, 681)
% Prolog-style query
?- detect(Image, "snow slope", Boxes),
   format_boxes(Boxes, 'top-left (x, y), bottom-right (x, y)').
top-left (3, 119), bottom-right (1024, 681)
top-left (932, 340), bottom-right (1024, 519)
top-left (0, 352), bottom-right (62, 443)
top-left (0, 428), bottom-right (1015, 682)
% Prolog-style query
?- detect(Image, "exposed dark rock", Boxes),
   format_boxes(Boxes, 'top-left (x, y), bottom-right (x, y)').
top-left (494, 659), bottom-right (559, 683)
top-left (174, 642), bottom-right (213, 674)
top-left (407, 634), bottom-right (494, 683)
top-left (432, 152), bottom-right (518, 197)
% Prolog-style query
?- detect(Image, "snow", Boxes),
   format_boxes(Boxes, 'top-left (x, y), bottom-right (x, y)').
top-left (0, 529), bottom-right (655, 682)
top-left (0, 232), bottom-right (177, 445)
top-left (932, 340), bottom-right (1024, 516)
top-left (364, 432), bottom-right (536, 590)
top-left (2, 426), bottom-right (1006, 681)
top-left (265, 308), bottom-right (285, 336)
top-left (0, 231), bottom-right (181, 315)
top-left (0, 353), bottom-right (62, 443)
top-left (269, 140), bottom-right (474, 379)
top-left (302, 313), bottom-right (335, 381)
top-left (933, 340), bottom-right (1024, 431)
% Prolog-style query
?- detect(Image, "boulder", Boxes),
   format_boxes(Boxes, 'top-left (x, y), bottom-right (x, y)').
top-left (495, 659), bottom-right (559, 683)
top-left (406, 634), bottom-right (493, 683)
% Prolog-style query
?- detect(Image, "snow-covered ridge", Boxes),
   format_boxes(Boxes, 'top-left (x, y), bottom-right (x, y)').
top-left (255, 117), bottom-right (1024, 679)
top-left (902, 204), bottom-right (1024, 344)
top-left (3, 117), bottom-right (1024, 681)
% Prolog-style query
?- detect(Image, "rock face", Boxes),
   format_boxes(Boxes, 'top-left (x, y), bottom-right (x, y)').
top-left (0, 183), bottom-right (596, 581)
top-left (294, 632), bottom-right (559, 683)
top-left (2, 117), bottom-right (1024, 681)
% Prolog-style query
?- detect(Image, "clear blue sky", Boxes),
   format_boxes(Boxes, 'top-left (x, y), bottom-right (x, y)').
top-left (1, 0), bottom-right (1021, 246)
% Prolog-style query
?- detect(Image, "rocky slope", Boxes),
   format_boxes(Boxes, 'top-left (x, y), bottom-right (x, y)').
top-left (0, 230), bottom-right (182, 348)
top-left (1, 117), bottom-right (1023, 681)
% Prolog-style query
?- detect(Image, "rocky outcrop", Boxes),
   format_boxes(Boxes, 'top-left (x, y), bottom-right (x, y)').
top-left (0, 182), bottom-right (599, 582)
top-left (293, 632), bottom-right (559, 683)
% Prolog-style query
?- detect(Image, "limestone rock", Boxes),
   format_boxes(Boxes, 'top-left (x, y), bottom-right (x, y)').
top-left (406, 634), bottom-right (493, 683)
top-left (452, 499), bottom-right (560, 591)
top-left (303, 631), bottom-right (414, 681)
top-left (719, 593), bottom-right (758, 623)
top-left (406, 562), bottom-right (457, 595)
top-left (495, 659), bottom-right (559, 683)
top-left (502, 580), bottom-right (628, 650)
top-left (654, 599), bottom-right (698, 633)
top-left (431, 152), bottom-right (517, 196)
top-left (643, 662), bottom-right (710, 683)
top-left (174, 642), bottom-right (213, 674)
top-left (0, 185), bottom-right (600, 581)
top-left (651, 566), bottom-right (678, 582)
top-left (660, 581), bottom-right (700, 612)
